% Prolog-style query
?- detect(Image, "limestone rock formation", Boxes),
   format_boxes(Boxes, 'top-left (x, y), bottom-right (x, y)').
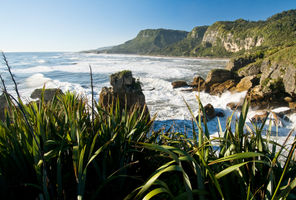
top-left (226, 54), bottom-right (261, 72)
top-left (208, 80), bottom-right (236, 95)
top-left (227, 102), bottom-right (243, 110)
top-left (204, 69), bottom-right (236, 87)
top-left (191, 76), bottom-right (205, 87)
top-left (171, 81), bottom-right (188, 89)
top-left (237, 60), bottom-right (262, 77)
top-left (31, 88), bottom-right (63, 102)
top-left (235, 75), bottom-right (259, 92)
top-left (99, 70), bottom-right (149, 117)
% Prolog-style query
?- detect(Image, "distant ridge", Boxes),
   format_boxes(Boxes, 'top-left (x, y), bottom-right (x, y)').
top-left (106, 28), bottom-right (188, 54)
top-left (90, 9), bottom-right (296, 58)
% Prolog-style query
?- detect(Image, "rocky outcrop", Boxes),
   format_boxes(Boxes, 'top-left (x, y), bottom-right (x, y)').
top-left (251, 111), bottom-right (269, 124)
top-left (237, 60), bottom-right (262, 77)
top-left (171, 81), bottom-right (188, 89)
top-left (226, 53), bottom-right (264, 72)
top-left (191, 76), bottom-right (205, 87)
top-left (227, 102), bottom-right (243, 110)
top-left (99, 70), bottom-right (149, 117)
top-left (283, 65), bottom-right (296, 97)
top-left (235, 75), bottom-right (259, 92)
top-left (205, 69), bottom-right (236, 86)
top-left (203, 69), bottom-right (237, 94)
top-left (250, 110), bottom-right (291, 127)
top-left (208, 80), bottom-right (236, 95)
top-left (259, 60), bottom-right (296, 98)
top-left (190, 76), bottom-right (205, 92)
top-left (31, 88), bottom-right (63, 102)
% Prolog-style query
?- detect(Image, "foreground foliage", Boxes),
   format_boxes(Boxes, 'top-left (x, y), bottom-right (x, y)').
top-left (0, 91), bottom-right (295, 200)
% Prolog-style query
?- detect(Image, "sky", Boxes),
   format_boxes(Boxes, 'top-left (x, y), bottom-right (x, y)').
top-left (1, 0), bottom-right (296, 52)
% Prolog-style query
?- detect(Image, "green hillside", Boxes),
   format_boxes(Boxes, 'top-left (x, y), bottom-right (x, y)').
top-left (98, 9), bottom-right (296, 58)
top-left (106, 28), bottom-right (188, 54)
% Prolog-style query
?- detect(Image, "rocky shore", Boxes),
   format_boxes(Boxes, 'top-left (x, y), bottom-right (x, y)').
top-left (172, 53), bottom-right (296, 125)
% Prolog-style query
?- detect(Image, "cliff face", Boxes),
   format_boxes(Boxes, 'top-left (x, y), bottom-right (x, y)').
top-left (94, 9), bottom-right (296, 58)
top-left (226, 45), bottom-right (296, 101)
top-left (194, 9), bottom-right (296, 56)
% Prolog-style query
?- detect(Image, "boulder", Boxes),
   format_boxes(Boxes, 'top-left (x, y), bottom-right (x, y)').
top-left (99, 70), bottom-right (149, 117)
top-left (195, 103), bottom-right (215, 121)
top-left (215, 110), bottom-right (225, 117)
top-left (31, 88), bottom-right (63, 102)
top-left (247, 85), bottom-right (289, 109)
top-left (227, 102), bottom-right (243, 110)
top-left (235, 75), bottom-right (259, 92)
top-left (205, 69), bottom-right (236, 87)
top-left (247, 85), bottom-right (269, 109)
top-left (289, 102), bottom-right (296, 110)
top-left (195, 104), bottom-right (225, 121)
top-left (191, 76), bottom-right (205, 87)
top-left (192, 82), bottom-right (206, 92)
top-left (204, 104), bottom-right (215, 119)
top-left (251, 111), bottom-right (269, 124)
top-left (207, 80), bottom-right (236, 95)
top-left (284, 96), bottom-right (293, 103)
top-left (171, 81), bottom-right (188, 89)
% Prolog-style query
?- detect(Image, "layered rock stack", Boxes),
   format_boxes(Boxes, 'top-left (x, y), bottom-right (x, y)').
top-left (99, 70), bottom-right (150, 117)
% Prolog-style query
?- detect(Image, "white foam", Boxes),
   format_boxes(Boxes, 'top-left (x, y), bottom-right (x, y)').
top-left (4, 52), bottom-right (295, 145)
top-left (24, 73), bottom-right (52, 88)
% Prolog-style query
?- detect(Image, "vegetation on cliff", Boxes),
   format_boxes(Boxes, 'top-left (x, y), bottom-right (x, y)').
top-left (106, 29), bottom-right (188, 54)
top-left (94, 9), bottom-right (296, 58)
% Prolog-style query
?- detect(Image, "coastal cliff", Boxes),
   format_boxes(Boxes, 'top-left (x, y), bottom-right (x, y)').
top-left (92, 9), bottom-right (296, 58)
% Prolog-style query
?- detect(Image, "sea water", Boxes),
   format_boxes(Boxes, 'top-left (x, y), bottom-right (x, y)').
top-left (2, 52), bottom-right (296, 144)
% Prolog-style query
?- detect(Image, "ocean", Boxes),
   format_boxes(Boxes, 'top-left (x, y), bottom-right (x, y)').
top-left (2, 52), bottom-right (296, 143)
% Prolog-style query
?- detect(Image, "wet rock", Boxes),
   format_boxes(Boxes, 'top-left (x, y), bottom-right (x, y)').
top-left (227, 102), bottom-right (243, 110)
top-left (195, 103), bottom-right (217, 121)
top-left (235, 75), bottom-right (259, 92)
top-left (31, 88), bottom-right (63, 102)
top-left (205, 69), bottom-right (236, 87)
top-left (99, 70), bottom-right (150, 117)
top-left (251, 111), bottom-right (269, 124)
top-left (289, 102), bottom-right (296, 110)
top-left (191, 76), bottom-right (205, 87)
top-left (215, 110), bottom-right (225, 117)
top-left (204, 104), bottom-right (216, 119)
top-left (207, 80), bottom-right (236, 95)
top-left (171, 81), bottom-right (188, 89)
top-left (284, 96), bottom-right (293, 102)
top-left (270, 111), bottom-right (288, 127)
top-left (192, 82), bottom-right (206, 92)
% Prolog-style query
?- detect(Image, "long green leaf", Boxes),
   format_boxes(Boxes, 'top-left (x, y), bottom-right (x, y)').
top-left (143, 188), bottom-right (172, 200)
top-left (209, 152), bottom-right (264, 165)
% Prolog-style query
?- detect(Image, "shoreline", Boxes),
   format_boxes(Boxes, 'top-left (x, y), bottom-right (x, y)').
top-left (82, 52), bottom-right (230, 62)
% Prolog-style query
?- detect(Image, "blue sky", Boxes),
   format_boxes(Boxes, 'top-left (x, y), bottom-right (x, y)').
top-left (1, 0), bottom-right (296, 52)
